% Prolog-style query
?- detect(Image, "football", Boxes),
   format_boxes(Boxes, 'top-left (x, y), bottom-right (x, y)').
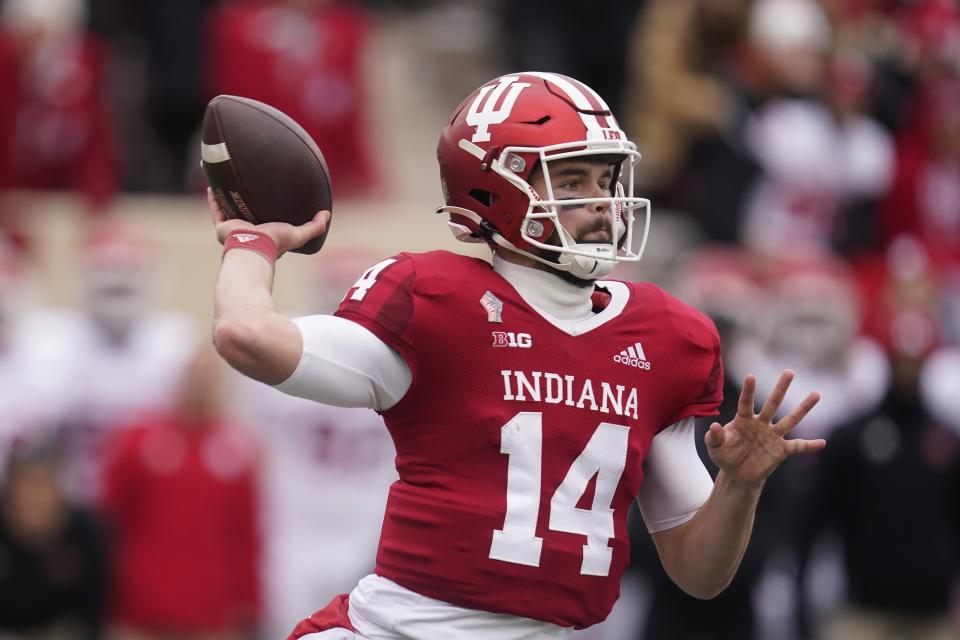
top-left (200, 95), bottom-right (333, 255)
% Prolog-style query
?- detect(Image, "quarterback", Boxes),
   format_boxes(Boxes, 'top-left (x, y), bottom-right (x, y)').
top-left (210, 72), bottom-right (824, 639)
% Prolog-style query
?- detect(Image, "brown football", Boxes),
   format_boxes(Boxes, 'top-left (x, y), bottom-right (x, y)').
top-left (201, 95), bottom-right (332, 255)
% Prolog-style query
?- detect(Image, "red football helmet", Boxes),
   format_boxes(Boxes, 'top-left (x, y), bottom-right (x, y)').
top-left (671, 246), bottom-right (764, 340)
top-left (761, 258), bottom-right (863, 367)
top-left (437, 72), bottom-right (650, 279)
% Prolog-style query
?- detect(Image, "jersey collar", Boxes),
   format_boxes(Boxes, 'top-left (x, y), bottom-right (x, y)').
top-left (491, 254), bottom-right (629, 336)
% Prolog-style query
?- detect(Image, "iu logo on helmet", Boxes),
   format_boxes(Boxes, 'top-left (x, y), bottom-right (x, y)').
top-left (466, 76), bottom-right (531, 143)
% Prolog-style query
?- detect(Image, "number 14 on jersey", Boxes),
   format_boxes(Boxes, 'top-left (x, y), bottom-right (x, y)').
top-left (490, 412), bottom-right (629, 577)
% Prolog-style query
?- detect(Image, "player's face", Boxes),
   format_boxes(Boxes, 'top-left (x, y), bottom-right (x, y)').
top-left (529, 159), bottom-right (615, 245)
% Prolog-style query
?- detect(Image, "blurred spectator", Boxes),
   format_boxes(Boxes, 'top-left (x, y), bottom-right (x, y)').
top-left (825, 48), bottom-right (898, 253)
top-left (745, 0), bottom-right (832, 99)
top-left (205, 0), bottom-right (379, 198)
top-left (799, 312), bottom-right (959, 640)
top-left (940, 271), bottom-right (960, 345)
top-left (128, 0), bottom-right (217, 192)
top-left (789, 237), bottom-right (959, 639)
top-left (229, 249), bottom-right (396, 639)
top-left (921, 345), bottom-right (960, 440)
top-left (623, 0), bottom-right (748, 198)
top-left (72, 0), bottom-right (217, 192)
top-left (0, 240), bottom-right (70, 481)
top-left (817, 0), bottom-right (915, 131)
top-left (858, 235), bottom-right (943, 375)
top-left (725, 256), bottom-right (890, 637)
top-left (730, 256), bottom-right (889, 440)
top-left (54, 222), bottom-right (199, 504)
top-left (0, 0), bottom-right (119, 240)
top-left (0, 439), bottom-right (108, 640)
top-left (739, 46), bottom-right (893, 257)
top-left (881, 80), bottom-right (960, 264)
top-left (100, 347), bottom-right (261, 640)
top-left (872, 0), bottom-right (960, 263)
top-left (669, 246), bottom-right (764, 349)
top-left (894, 0), bottom-right (960, 81)
top-left (657, 0), bottom-right (839, 245)
top-left (502, 0), bottom-right (643, 117)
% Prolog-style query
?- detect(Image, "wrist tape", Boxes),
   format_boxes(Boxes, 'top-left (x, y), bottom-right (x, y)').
top-left (223, 229), bottom-right (278, 264)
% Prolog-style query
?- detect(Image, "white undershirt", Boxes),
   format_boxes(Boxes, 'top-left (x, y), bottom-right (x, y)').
top-left (491, 253), bottom-right (595, 321)
top-left (274, 254), bottom-right (714, 638)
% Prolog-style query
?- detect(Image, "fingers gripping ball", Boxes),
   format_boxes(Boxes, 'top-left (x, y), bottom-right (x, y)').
top-left (201, 95), bottom-right (333, 254)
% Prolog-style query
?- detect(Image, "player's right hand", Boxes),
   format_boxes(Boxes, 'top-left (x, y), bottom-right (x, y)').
top-left (207, 188), bottom-right (330, 256)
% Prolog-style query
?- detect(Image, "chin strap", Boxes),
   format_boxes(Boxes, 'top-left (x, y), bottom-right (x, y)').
top-left (554, 223), bottom-right (616, 279)
top-left (490, 233), bottom-right (615, 280)
top-left (559, 244), bottom-right (617, 279)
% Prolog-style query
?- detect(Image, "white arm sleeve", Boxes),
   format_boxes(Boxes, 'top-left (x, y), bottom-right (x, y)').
top-left (273, 315), bottom-right (412, 412)
top-left (637, 417), bottom-right (715, 533)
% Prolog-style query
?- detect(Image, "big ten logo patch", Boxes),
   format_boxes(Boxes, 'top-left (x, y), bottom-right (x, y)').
top-left (493, 331), bottom-right (532, 348)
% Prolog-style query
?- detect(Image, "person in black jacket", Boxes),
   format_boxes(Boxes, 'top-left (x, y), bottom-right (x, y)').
top-left (798, 334), bottom-right (960, 640)
top-left (0, 439), bottom-right (108, 639)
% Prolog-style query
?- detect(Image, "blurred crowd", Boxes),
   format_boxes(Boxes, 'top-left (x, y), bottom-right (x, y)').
top-left (0, 0), bottom-right (957, 639)
top-left (0, 223), bottom-right (397, 640)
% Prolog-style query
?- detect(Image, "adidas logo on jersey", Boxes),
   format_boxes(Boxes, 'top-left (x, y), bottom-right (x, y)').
top-left (613, 342), bottom-right (651, 370)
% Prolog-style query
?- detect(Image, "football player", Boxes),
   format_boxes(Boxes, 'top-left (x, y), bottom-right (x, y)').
top-left (209, 72), bottom-right (824, 639)
top-left (728, 258), bottom-right (890, 440)
top-left (55, 223), bottom-right (199, 504)
top-left (0, 241), bottom-right (69, 484)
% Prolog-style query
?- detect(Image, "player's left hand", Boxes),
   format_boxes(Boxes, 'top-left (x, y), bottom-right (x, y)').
top-left (706, 370), bottom-right (823, 487)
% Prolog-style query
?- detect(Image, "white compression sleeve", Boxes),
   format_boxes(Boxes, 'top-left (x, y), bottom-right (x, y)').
top-left (636, 417), bottom-right (715, 533)
top-left (273, 315), bottom-right (412, 412)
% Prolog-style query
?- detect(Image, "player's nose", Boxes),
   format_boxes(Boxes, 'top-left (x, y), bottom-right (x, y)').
top-left (588, 184), bottom-right (611, 214)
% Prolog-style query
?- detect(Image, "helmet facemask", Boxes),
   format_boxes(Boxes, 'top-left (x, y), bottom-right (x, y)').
top-left (442, 137), bottom-right (651, 281)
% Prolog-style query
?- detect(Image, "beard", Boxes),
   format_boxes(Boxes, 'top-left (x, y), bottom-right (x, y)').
top-left (535, 217), bottom-right (613, 287)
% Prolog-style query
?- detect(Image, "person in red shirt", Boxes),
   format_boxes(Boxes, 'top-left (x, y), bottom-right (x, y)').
top-left (205, 0), bottom-right (377, 198)
top-left (0, 0), bottom-right (119, 203)
top-left (208, 72), bottom-right (824, 639)
top-left (100, 347), bottom-right (261, 640)
top-left (881, 81), bottom-right (960, 265)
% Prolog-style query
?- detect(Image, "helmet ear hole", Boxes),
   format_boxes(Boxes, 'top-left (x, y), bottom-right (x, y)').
top-left (469, 189), bottom-right (495, 207)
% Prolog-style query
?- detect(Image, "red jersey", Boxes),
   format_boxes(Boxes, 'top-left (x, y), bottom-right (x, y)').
top-left (204, 1), bottom-right (377, 197)
top-left (335, 251), bottom-right (723, 629)
top-left (100, 415), bottom-right (261, 631)
top-left (0, 33), bottom-right (119, 205)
